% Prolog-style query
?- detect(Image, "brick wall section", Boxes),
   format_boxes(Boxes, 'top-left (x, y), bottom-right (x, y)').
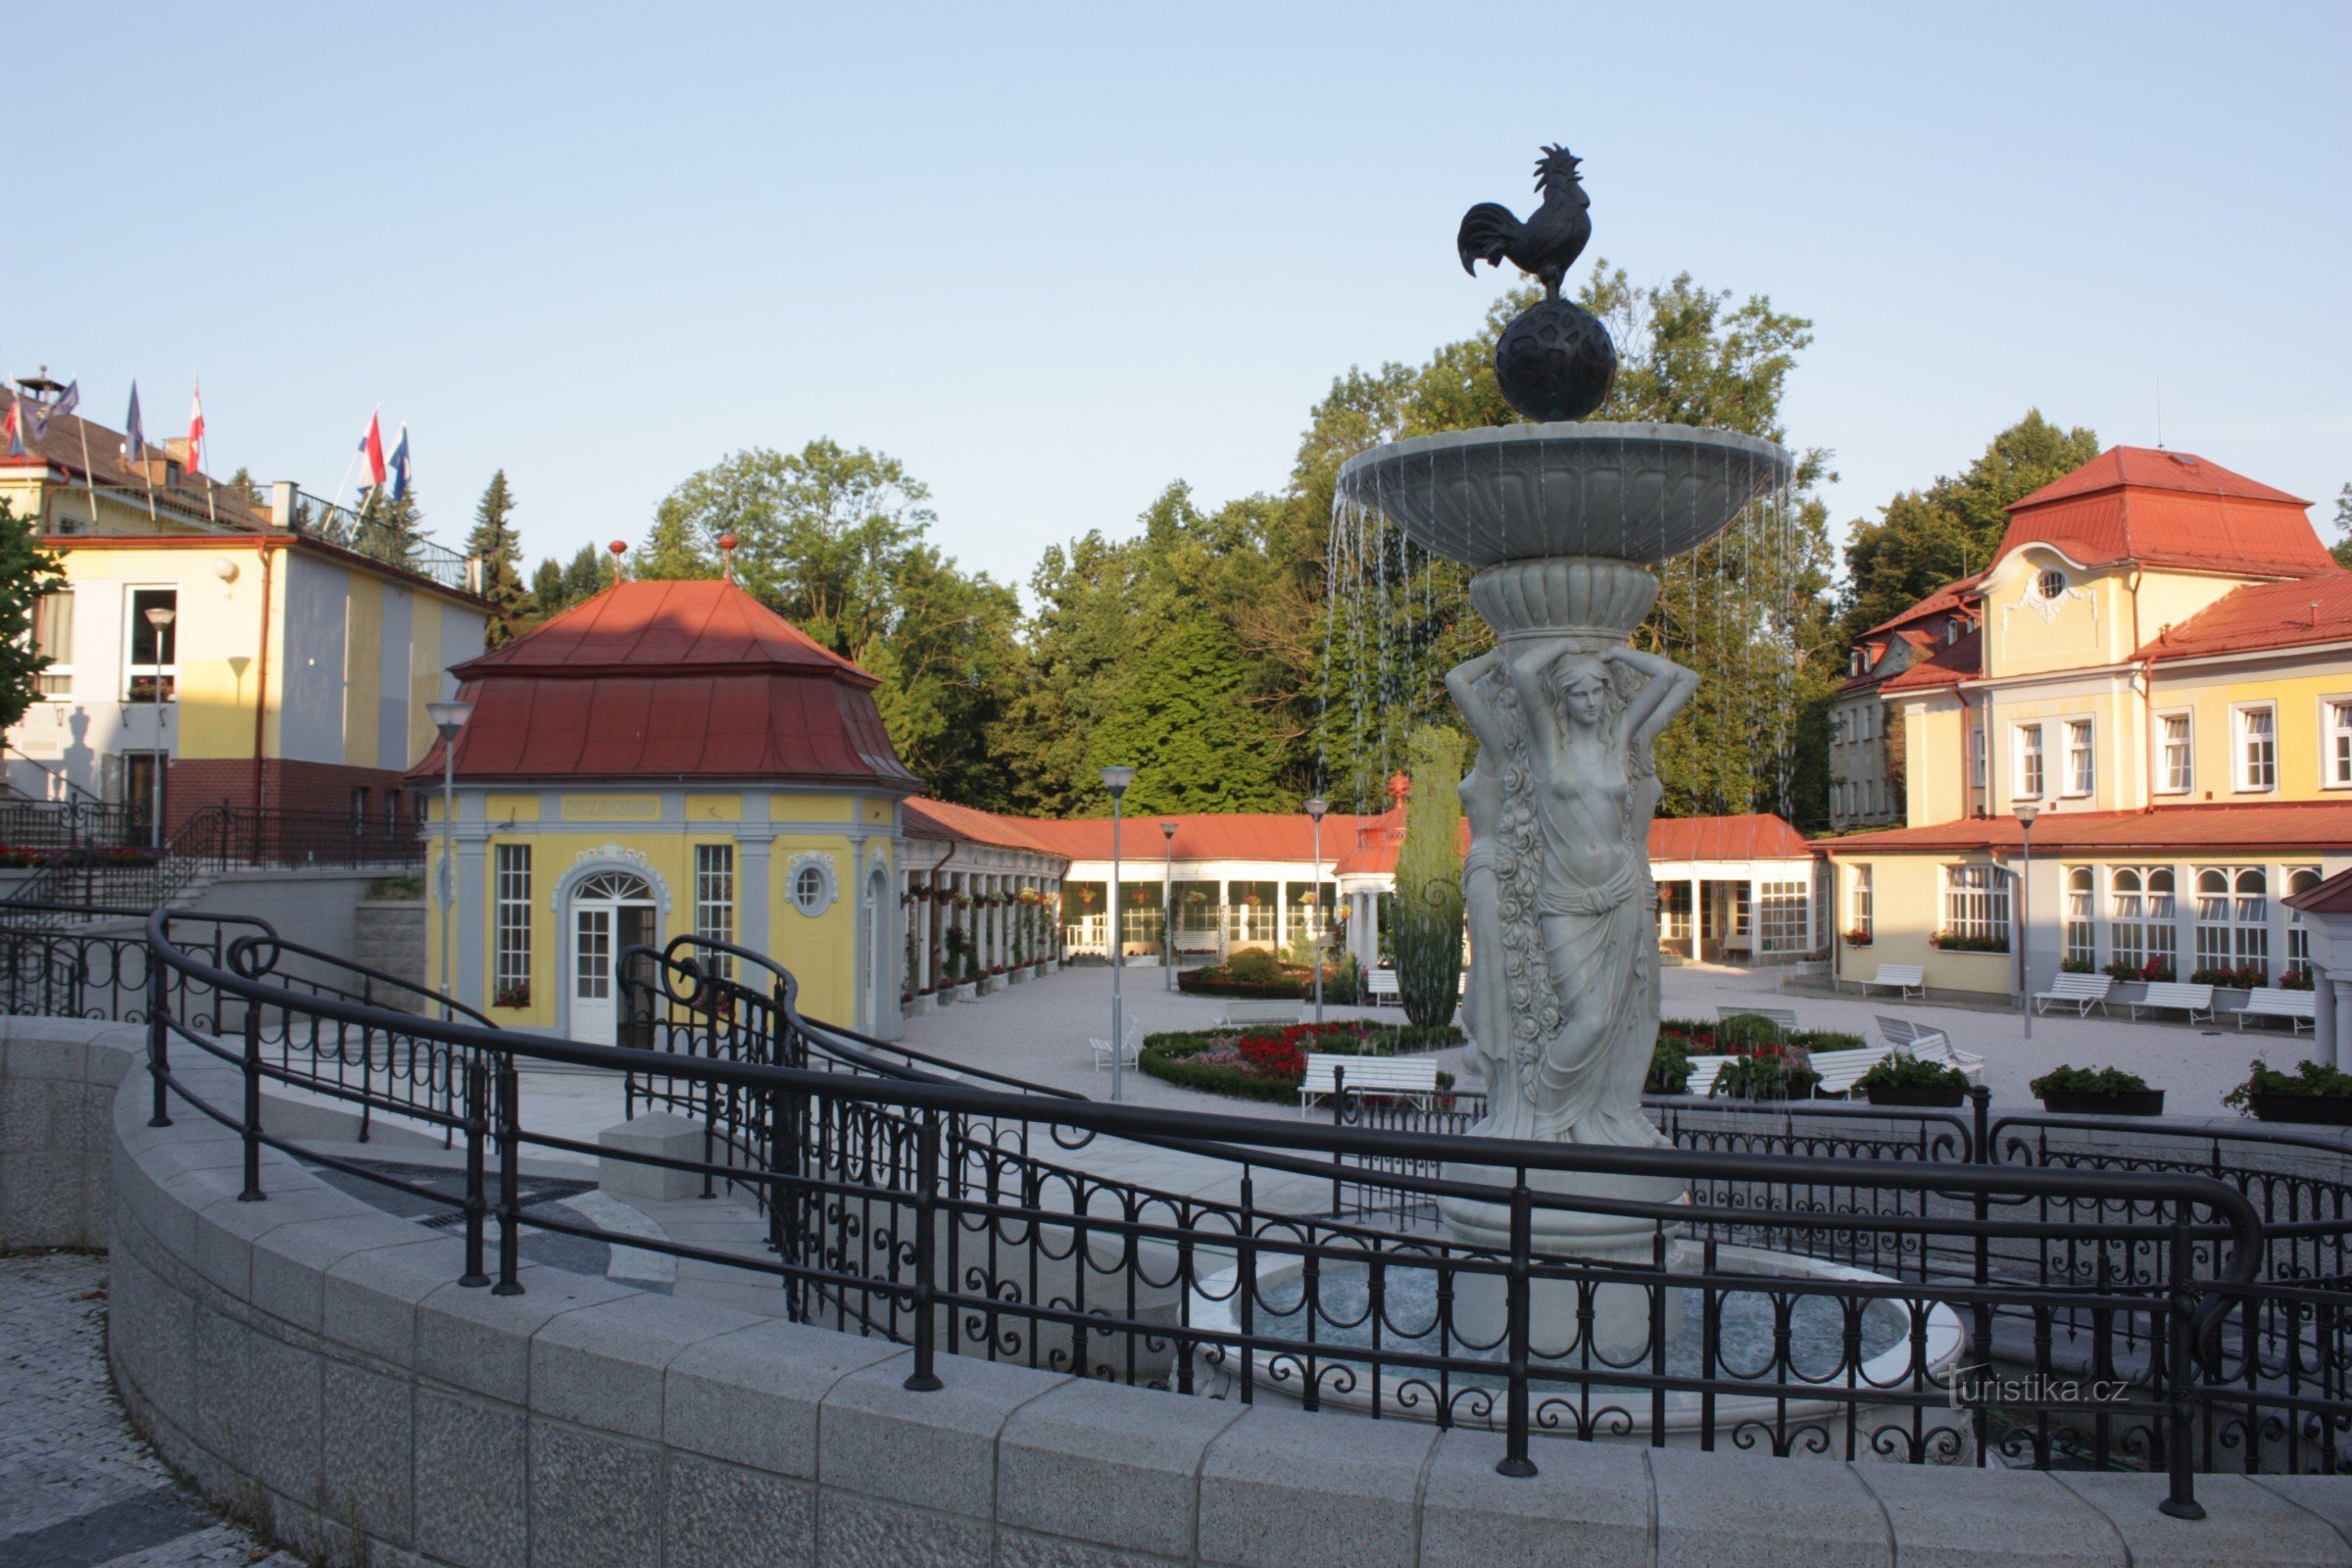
top-left (164, 758), bottom-right (416, 836)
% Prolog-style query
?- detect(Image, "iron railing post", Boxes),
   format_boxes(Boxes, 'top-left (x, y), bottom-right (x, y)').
top-left (1497, 1171), bottom-right (1538, 1478)
top-left (492, 1057), bottom-right (524, 1295)
top-left (237, 1001), bottom-right (266, 1201)
top-left (145, 933), bottom-right (171, 1127)
top-left (459, 1057), bottom-right (490, 1287)
top-left (1970, 1083), bottom-right (1991, 1464)
top-left (2159, 1203), bottom-right (2205, 1520)
top-left (905, 1106), bottom-right (945, 1392)
top-left (1329, 1064), bottom-right (1347, 1219)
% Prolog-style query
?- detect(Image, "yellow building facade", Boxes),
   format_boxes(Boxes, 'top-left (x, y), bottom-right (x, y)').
top-left (1828, 448), bottom-right (2352, 1000)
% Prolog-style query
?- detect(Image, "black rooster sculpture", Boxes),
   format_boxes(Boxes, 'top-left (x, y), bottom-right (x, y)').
top-left (1457, 144), bottom-right (1617, 421)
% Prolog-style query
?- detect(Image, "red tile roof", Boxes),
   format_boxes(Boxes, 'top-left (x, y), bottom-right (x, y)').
top-left (902, 797), bottom-right (1066, 858)
top-left (1332, 809), bottom-right (1810, 877)
top-left (2135, 572), bottom-right (2352, 662)
top-left (1991, 446), bottom-right (2332, 577)
top-left (1819, 802), bottom-right (2352, 857)
top-left (453, 579), bottom-right (868, 683)
top-left (1020, 812), bottom-right (1376, 864)
top-left (0, 386), bottom-right (274, 529)
top-left (1881, 627), bottom-right (1980, 692)
top-left (410, 578), bottom-right (919, 789)
top-left (1854, 573), bottom-right (1982, 642)
top-left (2286, 865), bottom-right (2352, 916)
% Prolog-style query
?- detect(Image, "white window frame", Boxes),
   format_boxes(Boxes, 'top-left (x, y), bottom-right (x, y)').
top-left (1942, 863), bottom-right (2011, 949)
top-left (2287, 865), bottom-right (2322, 978)
top-left (1848, 864), bottom-right (1873, 941)
top-left (2063, 866), bottom-right (2095, 969)
top-left (2323, 697), bottom-right (2352, 790)
top-left (2014, 722), bottom-right (2044, 801)
top-left (2063, 718), bottom-right (2094, 798)
top-left (493, 844), bottom-right (532, 1004)
top-left (2233, 703), bottom-right (2278, 794)
top-left (694, 843), bottom-right (736, 977)
top-left (1756, 881), bottom-right (1808, 954)
top-left (2154, 710), bottom-right (2193, 796)
top-left (122, 584), bottom-right (179, 703)
top-left (1968, 722), bottom-right (1986, 790)
top-left (32, 588), bottom-right (74, 698)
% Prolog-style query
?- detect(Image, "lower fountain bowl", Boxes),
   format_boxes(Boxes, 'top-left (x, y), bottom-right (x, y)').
top-left (1188, 1244), bottom-right (1968, 1454)
top-left (1335, 420), bottom-right (1793, 569)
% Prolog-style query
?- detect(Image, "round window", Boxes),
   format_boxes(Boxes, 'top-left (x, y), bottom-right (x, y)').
top-left (2036, 568), bottom-right (2067, 601)
top-left (787, 856), bottom-right (837, 918)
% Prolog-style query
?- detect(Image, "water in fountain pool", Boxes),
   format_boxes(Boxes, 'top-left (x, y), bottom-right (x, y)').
top-left (1250, 1258), bottom-right (1913, 1385)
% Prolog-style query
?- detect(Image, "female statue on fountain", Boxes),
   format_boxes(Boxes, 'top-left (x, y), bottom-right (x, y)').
top-left (1450, 639), bottom-right (1696, 1147)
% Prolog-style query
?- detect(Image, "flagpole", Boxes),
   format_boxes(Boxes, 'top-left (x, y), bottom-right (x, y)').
top-left (126, 373), bottom-right (159, 523)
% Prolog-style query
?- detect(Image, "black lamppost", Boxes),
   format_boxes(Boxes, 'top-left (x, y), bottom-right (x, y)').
top-left (427, 700), bottom-right (474, 1020)
top-left (1305, 796), bottom-right (1329, 1025)
top-left (2016, 800), bottom-right (2040, 1040)
top-left (1101, 765), bottom-right (1135, 1101)
top-left (1161, 819), bottom-right (1178, 992)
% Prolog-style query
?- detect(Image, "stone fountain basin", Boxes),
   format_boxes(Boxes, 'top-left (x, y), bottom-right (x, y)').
top-left (1188, 1243), bottom-right (1967, 1449)
top-left (1335, 420), bottom-right (1792, 568)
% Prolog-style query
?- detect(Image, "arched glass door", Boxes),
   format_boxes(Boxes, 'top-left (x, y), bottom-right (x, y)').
top-left (570, 870), bottom-right (655, 1046)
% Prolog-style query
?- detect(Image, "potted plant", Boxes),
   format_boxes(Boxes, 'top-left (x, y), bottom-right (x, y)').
top-left (2226, 1058), bottom-right (2352, 1125)
top-left (2031, 1063), bottom-right (2165, 1116)
top-left (1855, 1053), bottom-right (1970, 1107)
top-left (1707, 1046), bottom-right (1820, 1102)
top-left (1930, 930), bottom-right (2007, 955)
top-left (493, 982), bottom-right (531, 1009)
top-left (1842, 926), bottom-right (1872, 948)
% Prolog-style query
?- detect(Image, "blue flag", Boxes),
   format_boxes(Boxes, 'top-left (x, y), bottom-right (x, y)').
top-left (24, 379), bottom-right (75, 441)
top-left (122, 380), bottom-right (146, 461)
top-left (388, 422), bottom-right (411, 501)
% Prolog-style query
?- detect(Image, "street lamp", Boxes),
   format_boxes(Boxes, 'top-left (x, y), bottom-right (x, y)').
top-left (1305, 797), bottom-right (1329, 1025)
top-left (142, 605), bottom-right (176, 849)
top-left (427, 699), bottom-right (475, 1021)
top-left (1101, 765), bottom-right (1136, 1101)
top-left (2015, 800), bottom-right (2040, 1040)
top-left (1160, 820), bottom-right (1178, 992)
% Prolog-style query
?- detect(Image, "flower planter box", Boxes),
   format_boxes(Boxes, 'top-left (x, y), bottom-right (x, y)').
top-left (2106, 982), bottom-right (2149, 1009)
top-left (903, 992), bottom-right (935, 1016)
top-left (2038, 1089), bottom-right (2165, 1116)
top-left (2247, 1093), bottom-right (2352, 1126)
top-left (977, 975), bottom-right (1002, 997)
top-left (1004, 966), bottom-right (1029, 986)
top-left (1864, 1083), bottom-right (1968, 1108)
top-left (951, 982), bottom-right (979, 1004)
top-left (2210, 988), bottom-right (2252, 1015)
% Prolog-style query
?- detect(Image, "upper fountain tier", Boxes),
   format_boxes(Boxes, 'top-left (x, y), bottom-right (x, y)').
top-left (1336, 421), bottom-right (1792, 569)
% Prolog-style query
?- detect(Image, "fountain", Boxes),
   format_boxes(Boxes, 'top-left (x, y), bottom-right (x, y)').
top-left (1341, 145), bottom-right (1793, 1357)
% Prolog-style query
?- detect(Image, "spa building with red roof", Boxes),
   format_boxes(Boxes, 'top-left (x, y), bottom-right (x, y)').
top-left (1820, 445), bottom-right (2352, 1005)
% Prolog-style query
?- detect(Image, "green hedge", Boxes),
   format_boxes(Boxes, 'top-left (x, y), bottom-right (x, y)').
top-left (1139, 1026), bottom-right (1462, 1103)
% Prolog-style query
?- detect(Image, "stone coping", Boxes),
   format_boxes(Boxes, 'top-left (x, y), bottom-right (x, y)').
top-left (5, 1013), bottom-right (2351, 1566)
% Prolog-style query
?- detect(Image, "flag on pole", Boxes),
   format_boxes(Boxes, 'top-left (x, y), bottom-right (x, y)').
top-left (3, 401), bottom-right (23, 459)
top-left (26, 380), bottom-right (78, 441)
top-left (122, 380), bottom-right (146, 461)
top-left (358, 411), bottom-right (387, 489)
top-left (186, 379), bottom-right (206, 472)
top-left (388, 422), bottom-right (411, 501)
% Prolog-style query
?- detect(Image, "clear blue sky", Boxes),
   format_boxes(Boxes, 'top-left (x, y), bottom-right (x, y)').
top-left (16, 3), bottom-right (2349, 595)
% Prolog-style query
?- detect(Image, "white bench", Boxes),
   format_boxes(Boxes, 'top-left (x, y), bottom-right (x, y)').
top-left (2126, 981), bottom-right (2215, 1024)
top-left (2236, 986), bottom-right (2317, 1032)
top-left (1218, 1000), bottom-right (1303, 1029)
top-left (2034, 973), bottom-right (2113, 1016)
top-left (1682, 1054), bottom-right (1735, 1097)
top-left (1299, 1052), bottom-right (1440, 1110)
top-left (1808, 1044), bottom-right (1895, 1098)
top-left (1860, 963), bottom-right (1925, 1000)
top-left (1716, 1005), bottom-right (1797, 1034)
top-left (1088, 1022), bottom-right (1141, 1071)
top-left (1875, 1015), bottom-right (1985, 1083)
top-left (1365, 969), bottom-right (1400, 1005)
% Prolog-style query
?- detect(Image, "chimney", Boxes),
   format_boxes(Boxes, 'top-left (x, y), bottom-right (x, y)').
top-left (269, 481), bottom-right (298, 530)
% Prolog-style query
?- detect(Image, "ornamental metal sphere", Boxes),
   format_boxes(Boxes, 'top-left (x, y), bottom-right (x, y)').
top-left (1494, 299), bottom-right (1617, 422)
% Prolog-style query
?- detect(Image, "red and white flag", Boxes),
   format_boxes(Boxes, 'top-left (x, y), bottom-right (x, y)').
top-left (358, 411), bottom-right (387, 488)
top-left (186, 379), bottom-right (206, 472)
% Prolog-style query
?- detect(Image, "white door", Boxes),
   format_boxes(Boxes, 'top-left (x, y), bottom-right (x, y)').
top-left (569, 871), bottom-right (655, 1045)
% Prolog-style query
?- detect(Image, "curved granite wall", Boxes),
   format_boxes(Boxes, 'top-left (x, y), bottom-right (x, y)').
top-left (5, 1014), bottom-right (2351, 1567)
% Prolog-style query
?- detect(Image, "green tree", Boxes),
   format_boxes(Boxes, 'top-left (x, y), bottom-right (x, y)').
top-left (225, 466), bottom-right (263, 505)
top-left (651, 439), bottom-right (1024, 800)
top-left (465, 470), bottom-right (530, 648)
top-left (2330, 482), bottom-right (2352, 570)
top-left (1837, 411), bottom-right (2102, 644)
top-left (0, 499), bottom-right (63, 729)
top-left (351, 486), bottom-right (425, 567)
top-left (523, 543), bottom-right (608, 628)
top-left (1392, 726), bottom-right (1464, 1027)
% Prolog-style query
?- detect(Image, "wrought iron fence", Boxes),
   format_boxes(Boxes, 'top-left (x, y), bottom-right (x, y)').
top-left (170, 804), bottom-right (425, 871)
top-left (114, 920), bottom-right (2340, 1514)
top-left (293, 490), bottom-right (473, 594)
top-left (0, 797), bottom-right (138, 853)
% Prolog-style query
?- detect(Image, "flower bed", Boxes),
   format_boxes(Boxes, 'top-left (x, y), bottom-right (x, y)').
top-left (0, 844), bottom-right (158, 870)
top-left (1139, 1021), bottom-right (1462, 1104)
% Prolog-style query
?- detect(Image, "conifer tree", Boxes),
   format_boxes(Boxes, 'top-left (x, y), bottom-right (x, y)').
top-left (351, 486), bottom-right (425, 566)
top-left (465, 470), bottom-right (529, 647)
top-left (0, 499), bottom-right (63, 730)
top-left (1393, 726), bottom-right (1465, 1027)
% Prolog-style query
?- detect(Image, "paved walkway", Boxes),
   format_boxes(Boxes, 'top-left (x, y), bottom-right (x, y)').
top-left (0, 1250), bottom-right (302, 1568)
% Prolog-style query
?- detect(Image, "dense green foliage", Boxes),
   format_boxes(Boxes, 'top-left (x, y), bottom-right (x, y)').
top-left (352, 485), bottom-right (425, 566)
top-left (1854, 1054), bottom-right (1969, 1093)
top-left (2227, 1057), bottom-right (2352, 1108)
top-left (0, 500), bottom-right (64, 731)
top-left (2028, 1064), bottom-right (2151, 1097)
top-left (1139, 1023), bottom-right (1462, 1103)
top-left (1393, 727), bottom-right (1465, 1026)
top-left (466, 470), bottom-right (529, 648)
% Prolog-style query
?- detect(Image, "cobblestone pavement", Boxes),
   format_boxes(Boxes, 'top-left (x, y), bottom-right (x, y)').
top-left (0, 1250), bottom-right (302, 1568)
